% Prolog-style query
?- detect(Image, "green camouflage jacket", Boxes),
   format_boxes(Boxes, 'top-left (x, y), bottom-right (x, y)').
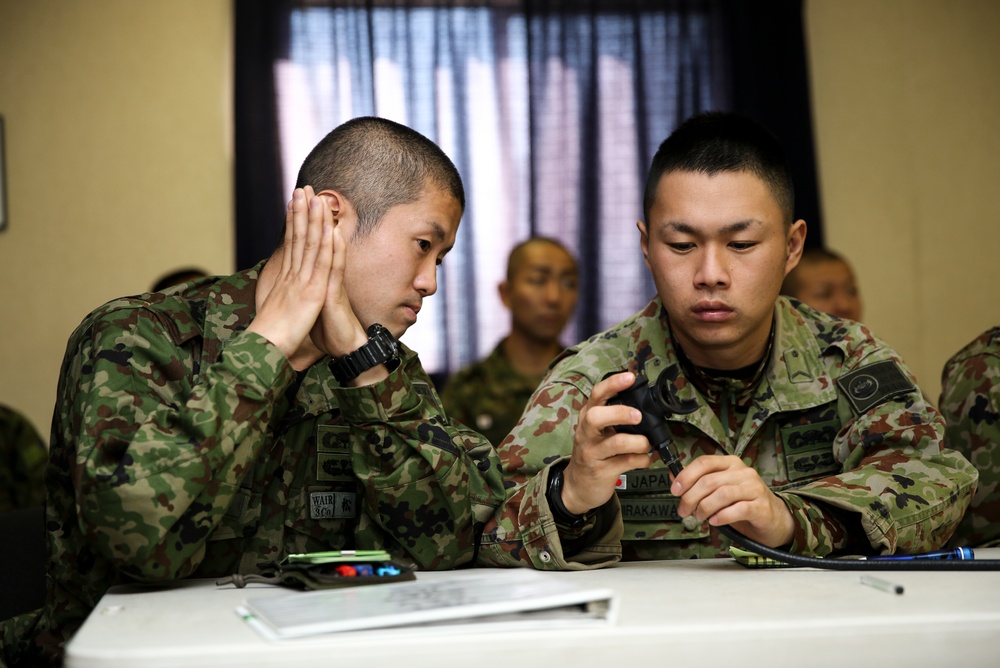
top-left (440, 339), bottom-right (547, 446)
top-left (11, 264), bottom-right (504, 663)
top-left (478, 297), bottom-right (976, 569)
top-left (0, 405), bottom-right (47, 513)
top-left (941, 326), bottom-right (1000, 549)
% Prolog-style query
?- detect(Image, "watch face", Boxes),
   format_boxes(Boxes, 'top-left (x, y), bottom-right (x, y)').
top-left (368, 324), bottom-right (400, 367)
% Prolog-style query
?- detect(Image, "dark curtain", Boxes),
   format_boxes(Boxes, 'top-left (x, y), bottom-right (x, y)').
top-left (721, 0), bottom-right (823, 246)
top-left (233, 0), bottom-right (292, 269)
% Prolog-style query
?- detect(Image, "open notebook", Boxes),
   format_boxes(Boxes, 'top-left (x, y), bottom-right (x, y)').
top-left (238, 569), bottom-right (618, 640)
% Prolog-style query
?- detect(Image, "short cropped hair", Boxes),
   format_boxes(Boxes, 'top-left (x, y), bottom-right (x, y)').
top-left (506, 237), bottom-right (577, 282)
top-left (643, 111), bottom-right (795, 226)
top-left (295, 117), bottom-right (465, 239)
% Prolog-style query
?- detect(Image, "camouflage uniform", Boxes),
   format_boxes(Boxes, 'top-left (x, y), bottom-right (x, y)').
top-left (941, 326), bottom-right (1000, 549)
top-left (4, 264), bottom-right (503, 664)
top-left (478, 297), bottom-right (977, 569)
top-left (0, 405), bottom-right (47, 513)
top-left (440, 339), bottom-right (548, 446)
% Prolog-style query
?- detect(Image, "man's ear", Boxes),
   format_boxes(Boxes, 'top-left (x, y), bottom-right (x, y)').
top-left (637, 220), bottom-right (652, 271)
top-left (784, 219), bottom-right (807, 277)
top-left (498, 280), bottom-right (511, 309)
top-left (316, 189), bottom-right (346, 219)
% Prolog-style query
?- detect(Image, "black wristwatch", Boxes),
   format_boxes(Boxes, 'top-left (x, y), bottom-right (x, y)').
top-left (330, 324), bottom-right (401, 384)
top-left (546, 460), bottom-right (589, 529)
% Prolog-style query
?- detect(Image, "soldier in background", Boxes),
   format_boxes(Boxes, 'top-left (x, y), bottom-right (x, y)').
top-left (478, 111), bottom-right (976, 569)
top-left (941, 326), bottom-right (1000, 548)
top-left (781, 247), bottom-right (863, 322)
top-left (3, 117), bottom-right (504, 665)
top-left (0, 404), bottom-right (46, 513)
top-left (441, 237), bottom-right (579, 446)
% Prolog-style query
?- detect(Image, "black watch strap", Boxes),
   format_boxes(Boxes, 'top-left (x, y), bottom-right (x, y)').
top-left (330, 324), bottom-right (401, 384)
top-left (546, 460), bottom-right (589, 529)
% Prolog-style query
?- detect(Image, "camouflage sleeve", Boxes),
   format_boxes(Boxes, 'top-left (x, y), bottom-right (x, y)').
top-left (334, 353), bottom-right (506, 570)
top-left (66, 308), bottom-right (295, 582)
top-left (781, 352), bottom-right (978, 556)
top-left (939, 331), bottom-right (1000, 548)
top-left (477, 377), bottom-right (623, 570)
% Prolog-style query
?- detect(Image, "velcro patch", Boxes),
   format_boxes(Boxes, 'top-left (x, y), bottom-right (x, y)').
top-left (317, 453), bottom-right (354, 483)
top-left (309, 491), bottom-right (357, 520)
top-left (785, 450), bottom-right (839, 482)
top-left (615, 470), bottom-right (674, 494)
top-left (223, 489), bottom-right (251, 520)
top-left (317, 425), bottom-right (351, 453)
top-left (781, 420), bottom-right (839, 452)
top-left (620, 498), bottom-right (681, 521)
top-left (836, 360), bottom-right (916, 415)
top-left (317, 425), bottom-right (354, 483)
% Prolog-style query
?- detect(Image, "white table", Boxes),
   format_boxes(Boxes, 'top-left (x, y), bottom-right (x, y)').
top-left (65, 557), bottom-right (1000, 668)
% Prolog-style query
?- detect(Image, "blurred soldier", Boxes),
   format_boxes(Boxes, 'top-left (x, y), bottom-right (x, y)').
top-left (0, 404), bottom-right (46, 513)
top-left (781, 247), bottom-right (863, 322)
top-left (941, 327), bottom-right (1000, 548)
top-left (478, 112), bottom-right (975, 569)
top-left (441, 238), bottom-right (579, 445)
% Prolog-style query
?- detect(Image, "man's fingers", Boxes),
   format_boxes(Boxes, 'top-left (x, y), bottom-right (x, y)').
top-left (579, 371), bottom-right (642, 438)
top-left (299, 193), bottom-right (327, 281)
top-left (279, 190), bottom-right (300, 276)
top-left (289, 187), bottom-right (311, 274)
top-left (670, 453), bottom-right (734, 495)
top-left (589, 371), bottom-right (637, 405)
top-left (583, 428), bottom-right (651, 462)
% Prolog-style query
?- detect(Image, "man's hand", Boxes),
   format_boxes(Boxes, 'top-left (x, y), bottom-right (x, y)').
top-left (559, 372), bottom-right (654, 516)
top-left (249, 186), bottom-right (334, 369)
top-left (308, 195), bottom-right (368, 362)
top-left (670, 455), bottom-right (795, 548)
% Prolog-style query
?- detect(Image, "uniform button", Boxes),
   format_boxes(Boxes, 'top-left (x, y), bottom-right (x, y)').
top-left (682, 515), bottom-right (701, 531)
top-left (539, 550), bottom-right (552, 563)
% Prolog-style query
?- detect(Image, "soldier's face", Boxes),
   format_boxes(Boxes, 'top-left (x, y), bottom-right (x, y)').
top-left (501, 243), bottom-right (579, 345)
top-left (340, 185), bottom-right (461, 339)
top-left (789, 259), bottom-right (863, 322)
top-left (639, 169), bottom-right (805, 370)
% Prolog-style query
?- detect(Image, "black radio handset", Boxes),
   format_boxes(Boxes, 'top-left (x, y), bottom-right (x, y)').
top-left (607, 370), bottom-right (696, 474)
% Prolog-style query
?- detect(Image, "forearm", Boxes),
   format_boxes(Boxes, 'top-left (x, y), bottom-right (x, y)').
top-left (478, 464), bottom-right (622, 569)
top-left (783, 415), bottom-right (977, 555)
top-left (74, 332), bottom-right (295, 580)
top-left (337, 360), bottom-right (505, 569)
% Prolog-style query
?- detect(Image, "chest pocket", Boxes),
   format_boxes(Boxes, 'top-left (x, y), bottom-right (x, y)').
top-left (616, 468), bottom-right (710, 542)
top-left (777, 406), bottom-right (842, 484)
top-left (282, 423), bottom-right (360, 553)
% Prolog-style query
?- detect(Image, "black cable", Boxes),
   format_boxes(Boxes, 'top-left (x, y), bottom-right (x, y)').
top-left (659, 447), bottom-right (1000, 571)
